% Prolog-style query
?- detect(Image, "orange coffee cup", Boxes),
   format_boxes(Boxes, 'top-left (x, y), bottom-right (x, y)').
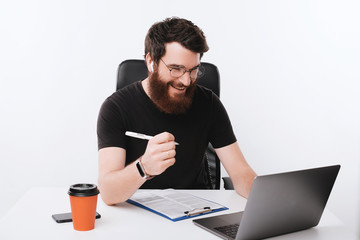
top-left (68, 183), bottom-right (100, 231)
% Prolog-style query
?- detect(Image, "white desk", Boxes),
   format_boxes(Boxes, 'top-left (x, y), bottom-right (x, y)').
top-left (0, 187), bottom-right (356, 240)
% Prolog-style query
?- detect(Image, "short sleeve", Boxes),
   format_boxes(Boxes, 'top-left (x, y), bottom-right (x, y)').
top-left (97, 97), bottom-right (127, 150)
top-left (208, 95), bottom-right (237, 148)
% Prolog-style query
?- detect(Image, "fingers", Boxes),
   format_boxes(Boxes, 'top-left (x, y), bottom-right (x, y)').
top-left (146, 140), bottom-right (176, 158)
top-left (151, 132), bottom-right (175, 145)
top-left (141, 132), bottom-right (177, 176)
top-left (163, 149), bottom-right (176, 159)
top-left (147, 132), bottom-right (176, 156)
top-left (158, 141), bottom-right (176, 153)
top-left (160, 157), bottom-right (176, 170)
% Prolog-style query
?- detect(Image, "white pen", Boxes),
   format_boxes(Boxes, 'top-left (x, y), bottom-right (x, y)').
top-left (125, 131), bottom-right (179, 145)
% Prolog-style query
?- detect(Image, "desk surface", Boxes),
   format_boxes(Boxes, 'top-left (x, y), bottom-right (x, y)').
top-left (0, 187), bottom-right (356, 240)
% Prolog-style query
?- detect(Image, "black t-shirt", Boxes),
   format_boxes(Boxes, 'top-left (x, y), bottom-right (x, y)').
top-left (97, 81), bottom-right (236, 189)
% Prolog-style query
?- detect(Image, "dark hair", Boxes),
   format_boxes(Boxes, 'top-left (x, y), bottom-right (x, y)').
top-left (144, 17), bottom-right (209, 64)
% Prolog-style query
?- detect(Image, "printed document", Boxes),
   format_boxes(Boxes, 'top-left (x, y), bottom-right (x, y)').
top-left (128, 189), bottom-right (227, 221)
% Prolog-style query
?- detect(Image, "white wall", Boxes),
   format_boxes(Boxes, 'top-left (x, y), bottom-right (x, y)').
top-left (1, 0), bottom-right (359, 236)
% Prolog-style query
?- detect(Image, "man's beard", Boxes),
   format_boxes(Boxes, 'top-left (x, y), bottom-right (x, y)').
top-left (148, 71), bottom-right (196, 115)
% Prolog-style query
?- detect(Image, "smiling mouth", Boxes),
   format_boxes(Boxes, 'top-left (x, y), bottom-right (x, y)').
top-left (170, 83), bottom-right (186, 91)
top-left (174, 86), bottom-right (186, 90)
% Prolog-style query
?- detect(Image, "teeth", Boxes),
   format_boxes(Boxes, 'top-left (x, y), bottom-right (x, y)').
top-left (170, 83), bottom-right (186, 91)
top-left (173, 86), bottom-right (185, 90)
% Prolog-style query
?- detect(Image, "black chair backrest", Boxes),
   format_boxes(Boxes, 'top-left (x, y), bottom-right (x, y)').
top-left (116, 59), bottom-right (221, 189)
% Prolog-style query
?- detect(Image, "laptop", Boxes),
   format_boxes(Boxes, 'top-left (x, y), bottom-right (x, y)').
top-left (193, 165), bottom-right (340, 240)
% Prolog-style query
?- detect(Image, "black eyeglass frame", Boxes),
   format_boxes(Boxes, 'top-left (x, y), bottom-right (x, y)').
top-left (159, 58), bottom-right (204, 80)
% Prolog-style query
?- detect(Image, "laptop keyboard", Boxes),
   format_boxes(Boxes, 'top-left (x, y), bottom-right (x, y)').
top-left (214, 224), bottom-right (239, 239)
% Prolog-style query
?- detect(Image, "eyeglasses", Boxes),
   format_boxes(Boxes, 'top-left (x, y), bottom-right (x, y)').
top-left (160, 59), bottom-right (204, 80)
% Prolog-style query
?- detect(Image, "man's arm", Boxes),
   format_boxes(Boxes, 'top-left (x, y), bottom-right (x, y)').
top-left (215, 142), bottom-right (257, 198)
top-left (98, 132), bottom-right (177, 205)
top-left (98, 147), bottom-right (145, 205)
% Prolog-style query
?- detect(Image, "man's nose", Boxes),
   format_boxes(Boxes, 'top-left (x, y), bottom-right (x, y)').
top-left (178, 72), bottom-right (191, 87)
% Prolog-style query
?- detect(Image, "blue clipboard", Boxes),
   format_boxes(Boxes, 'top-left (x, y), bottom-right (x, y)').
top-left (126, 190), bottom-right (229, 222)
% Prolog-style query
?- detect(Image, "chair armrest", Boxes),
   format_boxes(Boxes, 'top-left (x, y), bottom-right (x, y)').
top-left (222, 177), bottom-right (234, 190)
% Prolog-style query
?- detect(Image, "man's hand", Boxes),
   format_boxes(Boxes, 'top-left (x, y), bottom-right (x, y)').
top-left (140, 132), bottom-right (177, 176)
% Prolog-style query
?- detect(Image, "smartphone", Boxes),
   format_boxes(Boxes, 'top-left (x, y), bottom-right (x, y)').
top-left (52, 212), bottom-right (101, 223)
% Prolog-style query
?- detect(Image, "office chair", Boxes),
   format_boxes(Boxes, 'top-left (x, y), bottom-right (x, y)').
top-left (116, 59), bottom-right (233, 190)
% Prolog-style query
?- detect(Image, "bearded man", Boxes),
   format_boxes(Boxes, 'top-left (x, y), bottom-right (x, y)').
top-left (97, 17), bottom-right (256, 205)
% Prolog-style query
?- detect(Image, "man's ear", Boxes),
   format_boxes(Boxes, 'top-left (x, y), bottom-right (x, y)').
top-left (146, 53), bottom-right (154, 72)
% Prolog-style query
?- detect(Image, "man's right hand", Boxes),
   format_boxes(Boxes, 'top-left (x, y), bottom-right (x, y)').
top-left (140, 132), bottom-right (177, 176)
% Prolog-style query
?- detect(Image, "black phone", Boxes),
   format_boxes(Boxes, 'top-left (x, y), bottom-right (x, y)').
top-left (52, 212), bottom-right (101, 223)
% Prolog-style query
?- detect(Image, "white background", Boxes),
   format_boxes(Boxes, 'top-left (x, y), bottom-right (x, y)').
top-left (1, 0), bottom-right (359, 237)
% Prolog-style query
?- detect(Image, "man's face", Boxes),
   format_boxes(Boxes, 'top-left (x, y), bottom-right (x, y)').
top-left (148, 42), bottom-right (201, 115)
